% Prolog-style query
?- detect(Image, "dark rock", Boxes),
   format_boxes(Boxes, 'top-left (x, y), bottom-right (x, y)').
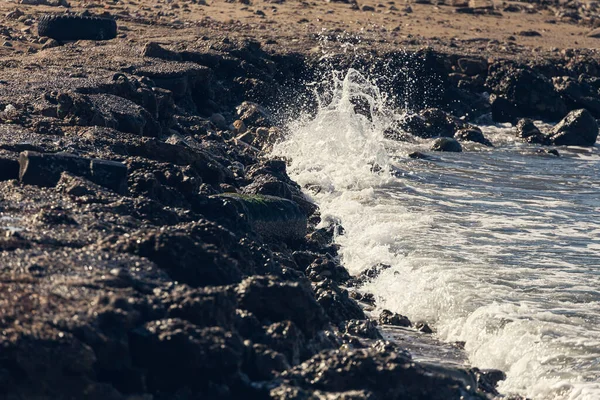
top-left (162, 285), bottom-right (237, 329)
top-left (408, 151), bottom-right (429, 159)
top-left (244, 343), bottom-right (290, 380)
top-left (129, 320), bottom-right (244, 393)
top-left (214, 193), bottom-right (307, 243)
top-left (378, 309), bottom-right (412, 327)
top-left (518, 30), bottom-right (541, 36)
top-left (314, 279), bottom-right (365, 323)
top-left (0, 156), bottom-right (19, 181)
top-left (416, 322), bottom-right (434, 334)
top-left (305, 256), bottom-right (350, 283)
top-left (471, 367), bottom-right (506, 395)
top-left (549, 109), bottom-right (598, 146)
top-left (553, 76), bottom-right (600, 118)
top-left (431, 137), bottom-right (462, 152)
top-left (103, 222), bottom-right (245, 287)
top-left (236, 101), bottom-right (271, 128)
top-left (515, 118), bottom-right (549, 144)
top-left (262, 321), bottom-right (306, 366)
top-left (236, 276), bottom-right (329, 336)
top-left (142, 42), bottom-right (182, 61)
top-left (419, 108), bottom-right (464, 138)
top-left (243, 174), bottom-right (293, 200)
top-left (350, 263), bottom-right (391, 287)
top-left (340, 319), bottom-right (382, 340)
top-left (457, 58), bottom-right (487, 76)
top-left (486, 62), bottom-right (567, 121)
top-left (19, 151), bottom-right (127, 194)
top-left (490, 94), bottom-right (519, 123)
top-left (280, 346), bottom-right (481, 399)
top-left (454, 127), bottom-right (493, 146)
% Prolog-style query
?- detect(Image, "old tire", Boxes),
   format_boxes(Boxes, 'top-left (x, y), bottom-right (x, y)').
top-left (38, 14), bottom-right (117, 41)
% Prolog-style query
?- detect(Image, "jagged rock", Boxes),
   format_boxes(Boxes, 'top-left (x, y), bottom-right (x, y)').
top-left (129, 320), bottom-right (244, 393)
top-left (486, 62), bottom-right (567, 121)
top-left (314, 279), bottom-right (365, 323)
top-left (515, 118), bottom-right (549, 144)
top-left (102, 222), bottom-right (246, 287)
top-left (280, 346), bottom-right (482, 399)
top-left (19, 151), bottom-right (128, 194)
top-left (549, 109), bottom-right (598, 146)
top-left (340, 319), bottom-right (382, 339)
top-left (236, 276), bottom-right (329, 336)
top-left (378, 309), bottom-right (412, 327)
top-left (471, 368), bottom-right (507, 395)
top-left (236, 101), bottom-right (271, 127)
top-left (161, 285), bottom-right (238, 329)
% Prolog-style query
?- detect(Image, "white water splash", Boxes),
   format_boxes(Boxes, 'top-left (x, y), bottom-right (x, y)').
top-left (273, 69), bottom-right (600, 400)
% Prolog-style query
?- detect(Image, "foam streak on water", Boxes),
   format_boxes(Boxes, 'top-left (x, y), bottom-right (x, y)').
top-left (273, 69), bottom-right (600, 400)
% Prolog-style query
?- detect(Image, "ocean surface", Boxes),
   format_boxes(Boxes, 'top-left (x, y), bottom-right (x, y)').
top-left (273, 69), bottom-right (600, 400)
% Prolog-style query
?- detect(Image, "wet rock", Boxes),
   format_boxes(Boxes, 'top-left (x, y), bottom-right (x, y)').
top-left (127, 139), bottom-right (233, 185)
top-left (408, 151), bottom-right (429, 159)
top-left (19, 151), bottom-right (128, 194)
top-left (515, 118), bottom-right (549, 144)
top-left (162, 285), bottom-right (237, 329)
top-left (280, 346), bottom-right (482, 399)
top-left (553, 76), bottom-right (600, 118)
top-left (236, 276), bottom-right (329, 336)
top-left (305, 256), bottom-right (350, 283)
top-left (350, 263), bottom-right (391, 287)
top-left (236, 101), bottom-right (271, 127)
top-left (471, 367), bottom-right (507, 395)
top-left (454, 127), bottom-right (493, 146)
top-left (549, 108), bottom-right (598, 146)
top-left (104, 222), bottom-right (244, 287)
top-left (378, 309), bottom-right (412, 327)
top-left (214, 193), bottom-right (307, 243)
top-left (340, 319), bottom-right (382, 339)
top-left (262, 321), bottom-right (307, 366)
top-left (416, 322), bottom-right (434, 334)
top-left (419, 108), bottom-right (464, 138)
top-left (431, 137), bottom-right (462, 152)
top-left (490, 94), bottom-right (520, 123)
top-left (486, 62), bottom-right (567, 121)
top-left (243, 174), bottom-right (293, 200)
top-left (244, 343), bottom-right (290, 380)
top-left (314, 279), bottom-right (365, 323)
top-left (129, 320), bottom-right (244, 393)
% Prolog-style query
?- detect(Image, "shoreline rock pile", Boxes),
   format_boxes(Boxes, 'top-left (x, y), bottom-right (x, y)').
top-left (1, 7), bottom-right (599, 398)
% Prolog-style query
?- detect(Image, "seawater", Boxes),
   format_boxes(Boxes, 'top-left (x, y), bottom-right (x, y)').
top-left (273, 69), bottom-right (600, 400)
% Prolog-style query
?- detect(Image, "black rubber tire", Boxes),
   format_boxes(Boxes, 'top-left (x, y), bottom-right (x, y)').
top-left (38, 14), bottom-right (117, 41)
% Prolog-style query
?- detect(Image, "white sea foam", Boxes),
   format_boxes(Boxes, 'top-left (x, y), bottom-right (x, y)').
top-left (273, 69), bottom-right (600, 399)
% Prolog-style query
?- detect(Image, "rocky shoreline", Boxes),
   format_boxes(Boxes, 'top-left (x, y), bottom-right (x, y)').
top-left (1, 2), bottom-right (600, 399)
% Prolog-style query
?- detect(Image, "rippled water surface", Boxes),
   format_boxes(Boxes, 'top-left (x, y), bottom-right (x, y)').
top-left (274, 70), bottom-right (600, 399)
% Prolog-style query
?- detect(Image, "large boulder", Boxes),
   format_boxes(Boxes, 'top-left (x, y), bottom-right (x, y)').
top-left (214, 193), bottom-right (307, 242)
top-left (549, 109), bottom-right (598, 146)
top-left (486, 62), bottom-right (567, 122)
